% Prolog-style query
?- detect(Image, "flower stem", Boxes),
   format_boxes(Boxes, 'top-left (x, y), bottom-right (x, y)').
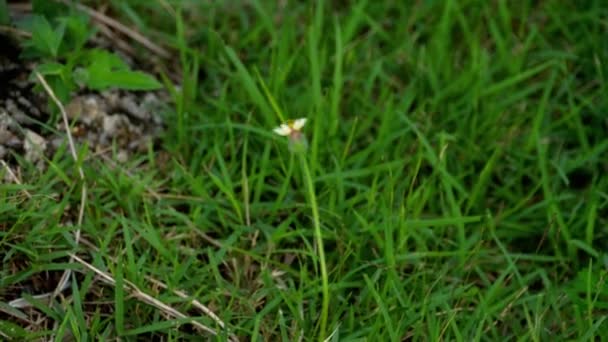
top-left (299, 154), bottom-right (329, 341)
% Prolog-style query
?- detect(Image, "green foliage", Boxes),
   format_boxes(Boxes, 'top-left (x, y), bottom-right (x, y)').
top-left (18, 13), bottom-right (85, 60)
top-left (0, 0), bottom-right (10, 26)
top-left (32, 0), bottom-right (68, 20)
top-left (2, 0), bottom-right (608, 341)
top-left (77, 49), bottom-right (162, 90)
top-left (17, 8), bottom-right (161, 104)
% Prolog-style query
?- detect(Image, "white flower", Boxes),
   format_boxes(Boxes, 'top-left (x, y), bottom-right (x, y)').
top-left (273, 118), bottom-right (307, 136)
top-left (273, 118), bottom-right (308, 153)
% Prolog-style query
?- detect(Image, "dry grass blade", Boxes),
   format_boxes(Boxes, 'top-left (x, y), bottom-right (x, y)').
top-left (68, 253), bottom-right (236, 340)
top-left (57, 0), bottom-right (171, 59)
top-left (144, 277), bottom-right (229, 331)
top-left (92, 20), bottom-right (139, 58)
top-left (34, 72), bottom-right (87, 299)
top-left (0, 25), bottom-right (31, 38)
top-left (76, 236), bottom-right (235, 339)
top-left (7, 280), bottom-right (70, 309)
top-left (1, 160), bottom-right (32, 198)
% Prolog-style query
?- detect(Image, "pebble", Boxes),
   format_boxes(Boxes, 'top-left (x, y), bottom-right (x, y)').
top-left (119, 95), bottom-right (149, 121)
top-left (24, 129), bottom-right (47, 170)
top-left (1, 65), bottom-right (165, 169)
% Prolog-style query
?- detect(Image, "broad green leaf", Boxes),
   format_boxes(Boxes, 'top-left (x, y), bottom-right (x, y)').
top-left (82, 50), bottom-right (162, 90)
top-left (59, 14), bottom-right (95, 54)
top-left (36, 62), bottom-right (66, 76)
top-left (32, 0), bottom-right (68, 19)
top-left (29, 15), bottom-right (65, 58)
top-left (82, 49), bottom-right (129, 71)
top-left (87, 70), bottom-right (162, 90)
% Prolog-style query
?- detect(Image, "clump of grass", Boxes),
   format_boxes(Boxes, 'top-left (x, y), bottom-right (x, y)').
top-left (2, 1), bottom-right (608, 341)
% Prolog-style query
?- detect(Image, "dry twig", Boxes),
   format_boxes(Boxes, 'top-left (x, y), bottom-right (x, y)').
top-left (77, 236), bottom-right (233, 338)
top-left (69, 253), bottom-right (236, 340)
top-left (34, 72), bottom-right (87, 299)
top-left (58, 0), bottom-right (171, 59)
top-left (1, 160), bottom-right (32, 198)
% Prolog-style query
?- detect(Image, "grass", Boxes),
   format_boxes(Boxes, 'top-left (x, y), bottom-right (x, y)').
top-left (2, 0), bottom-right (608, 340)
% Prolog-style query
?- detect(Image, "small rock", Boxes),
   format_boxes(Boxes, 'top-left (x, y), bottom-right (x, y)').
top-left (0, 110), bottom-right (13, 128)
top-left (100, 90), bottom-right (120, 109)
top-left (5, 98), bottom-right (31, 124)
top-left (16, 96), bottom-right (40, 117)
top-left (24, 129), bottom-right (47, 169)
top-left (66, 96), bottom-right (106, 126)
top-left (141, 93), bottom-right (159, 106)
top-left (65, 97), bottom-right (83, 120)
top-left (142, 93), bottom-right (164, 125)
top-left (120, 95), bottom-right (149, 121)
top-left (129, 136), bottom-right (151, 152)
top-left (0, 127), bottom-right (17, 146)
top-left (103, 114), bottom-right (129, 137)
top-left (81, 97), bottom-right (105, 126)
top-left (49, 136), bottom-right (65, 151)
top-left (116, 150), bottom-right (129, 163)
top-left (85, 131), bottom-right (98, 145)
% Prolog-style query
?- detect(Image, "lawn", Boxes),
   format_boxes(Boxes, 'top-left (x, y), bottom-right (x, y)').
top-left (1, 0), bottom-right (607, 341)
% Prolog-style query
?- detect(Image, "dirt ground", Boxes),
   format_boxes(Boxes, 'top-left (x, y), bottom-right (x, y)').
top-left (0, 31), bottom-right (168, 177)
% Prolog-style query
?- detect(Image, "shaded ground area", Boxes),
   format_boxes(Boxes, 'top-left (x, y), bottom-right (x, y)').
top-left (0, 33), bottom-right (166, 173)
top-left (0, 5), bottom-right (171, 336)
